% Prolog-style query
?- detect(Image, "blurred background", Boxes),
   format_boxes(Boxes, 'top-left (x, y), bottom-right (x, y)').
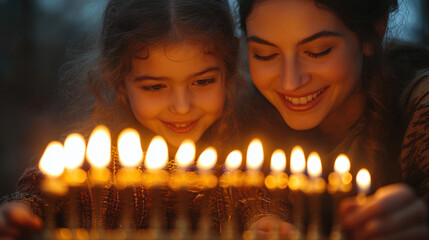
top-left (1, 0), bottom-right (428, 197)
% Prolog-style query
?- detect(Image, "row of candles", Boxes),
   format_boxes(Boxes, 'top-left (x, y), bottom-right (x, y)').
top-left (37, 125), bottom-right (372, 240)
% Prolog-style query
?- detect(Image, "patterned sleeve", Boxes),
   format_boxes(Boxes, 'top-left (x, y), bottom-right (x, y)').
top-left (235, 186), bottom-right (292, 230)
top-left (400, 99), bottom-right (429, 205)
top-left (0, 167), bottom-right (48, 218)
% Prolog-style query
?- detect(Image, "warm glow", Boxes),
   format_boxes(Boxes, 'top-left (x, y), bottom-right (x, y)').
top-left (270, 149), bottom-right (286, 172)
top-left (246, 138), bottom-right (264, 170)
top-left (334, 154), bottom-right (350, 174)
top-left (39, 141), bottom-right (65, 177)
top-left (356, 168), bottom-right (371, 193)
top-left (63, 133), bottom-right (86, 170)
top-left (145, 136), bottom-right (168, 170)
top-left (290, 146), bottom-right (305, 174)
top-left (307, 152), bottom-right (322, 178)
top-left (117, 128), bottom-right (143, 168)
top-left (175, 139), bottom-right (196, 169)
top-left (86, 125), bottom-right (111, 168)
top-left (196, 147), bottom-right (217, 171)
top-left (225, 150), bottom-right (242, 171)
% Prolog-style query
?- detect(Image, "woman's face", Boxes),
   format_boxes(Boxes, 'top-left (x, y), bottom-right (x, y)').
top-left (125, 42), bottom-right (225, 147)
top-left (246, 0), bottom-right (368, 130)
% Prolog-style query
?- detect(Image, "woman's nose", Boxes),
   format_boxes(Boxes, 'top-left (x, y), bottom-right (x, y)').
top-left (279, 57), bottom-right (310, 91)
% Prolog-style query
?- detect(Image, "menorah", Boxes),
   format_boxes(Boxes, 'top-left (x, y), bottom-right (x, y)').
top-left (36, 125), bottom-right (372, 240)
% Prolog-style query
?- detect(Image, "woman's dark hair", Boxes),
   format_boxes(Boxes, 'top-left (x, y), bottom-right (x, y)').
top-left (61, 0), bottom-right (239, 144)
top-left (237, 0), bottom-right (403, 185)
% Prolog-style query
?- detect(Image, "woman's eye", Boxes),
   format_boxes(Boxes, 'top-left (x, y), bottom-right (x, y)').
top-left (305, 47), bottom-right (332, 58)
top-left (253, 53), bottom-right (278, 61)
top-left (193, 78), bottom-right (215, 86)
top-left (142, 84), bottom-right (166, 91)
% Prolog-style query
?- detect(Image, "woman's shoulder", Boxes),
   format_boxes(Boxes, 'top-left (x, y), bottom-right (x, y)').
top-left (400, 68), bottom-right (429, 117)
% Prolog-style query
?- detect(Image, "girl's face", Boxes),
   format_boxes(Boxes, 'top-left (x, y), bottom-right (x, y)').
top-left (246, 0), bottom-right (368, 131)
top-left (125, 42), bottom-right (225, 147)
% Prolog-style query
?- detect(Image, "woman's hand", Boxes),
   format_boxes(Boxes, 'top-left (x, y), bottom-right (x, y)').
top-left (340, 183), bottom-right (429, 240)
top-left (0, 202), bottom-right (42, 240)
top-left (248, 216), bottom-right (295, 239)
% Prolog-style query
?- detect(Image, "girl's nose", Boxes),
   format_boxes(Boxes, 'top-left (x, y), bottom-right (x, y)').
top-left (280, 57), bottom-right (311, 91)
top-left (169, 89), bottom-right (193, 114)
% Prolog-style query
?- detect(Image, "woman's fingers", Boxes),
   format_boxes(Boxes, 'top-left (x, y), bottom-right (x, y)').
top-left (342, 184), bottom-right (415, 227)
top-left (362, 198), bottom-right (427, 238)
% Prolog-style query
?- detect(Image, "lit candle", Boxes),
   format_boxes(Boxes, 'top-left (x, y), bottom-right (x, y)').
top-left (220, 150), bottom-right (243, 188)
top-left (196, 147), bottom-right (218, 239)
top-left (221, 150), bottom-right (243, 240)
top-left (117, 128), bottom-right (143, 188)
top-left (196, 147), bottom-right (218, 189)
top-left (86, 125), bottom-right (111, 185)
top-left (117, 128), bottom-right (144, 233)
top-left (328, 154), bottom-right (352, 240)
top-left (144, 135), bottom-right (169, 236)
top-left (245, 139), bottom-right (264, 187)
top-left (265, 149), bottom-right (288, 190)
top-left (306, 152), bottom-right (325, 240)
top-left (38, 141), bottom-right (68, 238)
top-left (171, 139), bottom-right (196, 238)
top-left (63, 133), bottom-right (86, 231)
top-left (86, 125), bottom-right (111, 231)
top-left (328, 154), bottom-right (352, 193)
top-left (289, 146), bottom-right (307, 240)
top-left (356, 168), bottom-right (371, 204)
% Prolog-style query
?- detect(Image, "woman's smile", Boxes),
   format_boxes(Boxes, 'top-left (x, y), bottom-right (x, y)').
top-left (278, 86), bottom-right (329, 111)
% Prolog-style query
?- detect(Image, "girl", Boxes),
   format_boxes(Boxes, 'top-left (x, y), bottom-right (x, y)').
top-left (0, 0), bottom-right (274, 238)
top-left (237, 0), bottom-right (429, 239)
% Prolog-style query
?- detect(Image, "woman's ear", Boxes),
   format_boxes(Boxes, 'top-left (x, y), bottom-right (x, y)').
top-left (363, 14), bottom-right (389, 56)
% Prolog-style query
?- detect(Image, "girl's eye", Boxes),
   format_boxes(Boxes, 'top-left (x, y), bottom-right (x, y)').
top-left (305, 47), bottom-right (333, 58)
top-left (193, 78), bottom-right (215, 86)
top-left (253, 53), bottom-right (279, 61)
top-left (142, 84), bottom-right (166, 91)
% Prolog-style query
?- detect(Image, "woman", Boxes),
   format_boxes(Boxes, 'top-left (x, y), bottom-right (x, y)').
top-left (238, 0), bottom-right (429, 239)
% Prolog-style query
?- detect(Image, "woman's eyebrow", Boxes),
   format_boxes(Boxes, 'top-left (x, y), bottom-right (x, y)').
top-left (247, 36), bottom-right (278, 47)
top-left (297, 31), bottom-right (341, 45)
top-left (247, 31), bottom-right (341, 47)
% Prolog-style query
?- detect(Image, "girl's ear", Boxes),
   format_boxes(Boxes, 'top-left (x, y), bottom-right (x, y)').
top-left (363, 14), bottom-right (389, 56)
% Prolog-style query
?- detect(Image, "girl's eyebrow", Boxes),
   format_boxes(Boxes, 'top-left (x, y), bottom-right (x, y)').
top-left (134, 66), bottom-right (220, 82)
top-left (247, 30), bottom-right (341, 47)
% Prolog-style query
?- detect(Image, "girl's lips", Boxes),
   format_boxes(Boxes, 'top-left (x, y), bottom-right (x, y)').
top-left (162, 120), bottom-right (199, 133)
top-left (278, 87), bottom-right (329, 112)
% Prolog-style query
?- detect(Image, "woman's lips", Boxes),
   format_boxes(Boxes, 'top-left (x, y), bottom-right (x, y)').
top-left (162, 120), bottom-right (199, 133)
top-left (278, 87), bottom-right (329, 112)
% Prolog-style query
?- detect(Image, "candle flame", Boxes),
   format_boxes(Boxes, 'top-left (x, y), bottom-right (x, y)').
top-left (334, 154), bottom-right (350, 174)
top-left (290, 146), bottom-right (305, 174)
top-left (307, 152), bottom-right (322, 178)
top-left (63, 133), bottom-right (86, 170)
top-left (86, 125), bottom-right (111, 168)
top-left (145, 136), bottom-right (168, 170)
top-left (196, 147), bottom-right (217, 171)
top-left (175, 139), bottom-right (196, 169)
top-left (270, 149), bottom-right (286, 172)
top-left (356, 168), bottom-right (371, 194)
top-left (246, 138), bottom-right (264, 170)
top-left (39, 141), bottom-right (65, 177)
top-left (225, 150), bottom-right (242, 171)
top-left (118, 128), bottom-right (143, 168)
